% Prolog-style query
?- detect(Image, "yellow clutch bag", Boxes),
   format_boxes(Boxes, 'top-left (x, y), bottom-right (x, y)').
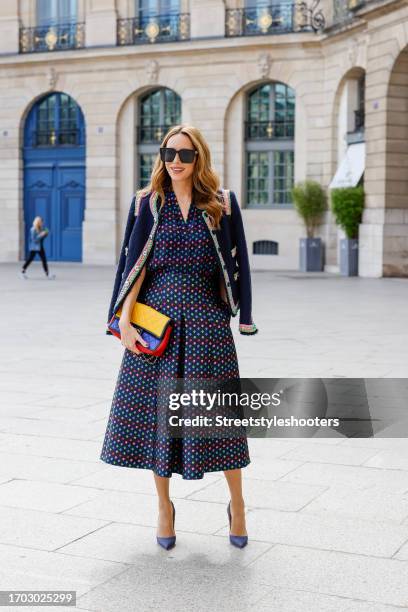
top-left (108, 301), bottom-right (173, 359)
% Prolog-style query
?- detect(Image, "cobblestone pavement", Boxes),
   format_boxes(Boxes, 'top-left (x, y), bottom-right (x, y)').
top-left (1, 262), bottom-right (408, 611)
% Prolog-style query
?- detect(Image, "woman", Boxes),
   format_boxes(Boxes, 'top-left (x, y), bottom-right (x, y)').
top-left (21, 216), bottom-right (55, 279)
top-left (100, 125), bottom-right (258, 550)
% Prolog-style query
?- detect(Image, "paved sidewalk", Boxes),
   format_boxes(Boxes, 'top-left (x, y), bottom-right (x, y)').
top-left (1, 262), bottom-right (408, 611)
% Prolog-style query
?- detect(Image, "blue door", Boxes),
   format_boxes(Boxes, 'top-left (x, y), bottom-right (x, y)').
top-left (23, 92), bottom-right (86, 262)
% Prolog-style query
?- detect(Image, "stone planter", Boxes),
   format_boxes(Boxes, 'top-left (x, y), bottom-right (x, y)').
top-left (299, 237), bottom-right (324, 272)
top-left (340, 238), bottom-right (359, 276)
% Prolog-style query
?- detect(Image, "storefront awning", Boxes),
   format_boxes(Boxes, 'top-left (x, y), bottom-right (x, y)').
top-left (329, 142), bottom-right (365, 189)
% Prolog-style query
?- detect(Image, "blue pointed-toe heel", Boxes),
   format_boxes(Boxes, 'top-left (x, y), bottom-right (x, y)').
top-left (227, 501), bottom-right (248, 549)
top-left (156, 500), bottom-right (176, 550)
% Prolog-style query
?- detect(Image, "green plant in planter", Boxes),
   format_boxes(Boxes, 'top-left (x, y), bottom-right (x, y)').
top-left (291, 180), bottom-right (327, 238)
top-left (331, 186), bottom-right (365, 239)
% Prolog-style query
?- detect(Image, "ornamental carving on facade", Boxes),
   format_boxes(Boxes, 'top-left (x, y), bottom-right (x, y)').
top-left (48, 67), bottom-right (58, 89)
top-left (146, 59), bottom-right (159, 84)
top-left (258, 53), bottom-right (272, 79)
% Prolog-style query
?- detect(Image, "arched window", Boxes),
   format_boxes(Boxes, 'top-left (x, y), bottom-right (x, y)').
top-left (137, 88), bottom-right (181, 186)
top-left (245, 82), bottom-right (295, 208)
top-left (24, 92), bottom-right (85, 148)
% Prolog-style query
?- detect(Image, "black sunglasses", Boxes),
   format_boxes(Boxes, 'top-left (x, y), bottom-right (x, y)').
top-left (160, 147), bottom-right (198, 164)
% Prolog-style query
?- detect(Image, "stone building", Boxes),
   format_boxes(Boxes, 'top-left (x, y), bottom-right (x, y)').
top-left (0, 0), bottom-right (407, 276)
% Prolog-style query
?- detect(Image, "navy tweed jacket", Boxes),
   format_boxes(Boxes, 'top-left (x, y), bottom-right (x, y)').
top-left (106, 189), bottom-right (258, 335)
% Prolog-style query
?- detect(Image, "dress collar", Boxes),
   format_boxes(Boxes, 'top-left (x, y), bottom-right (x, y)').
top-left (165, 189), bottom-right (196, 206)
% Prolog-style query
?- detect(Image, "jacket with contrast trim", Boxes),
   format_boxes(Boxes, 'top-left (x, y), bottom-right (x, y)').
top-left (106, 188), bottom-right (258, 336)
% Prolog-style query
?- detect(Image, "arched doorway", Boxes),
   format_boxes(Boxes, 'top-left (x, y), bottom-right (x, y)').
top-left (23, 91), bottom-right (86, 261)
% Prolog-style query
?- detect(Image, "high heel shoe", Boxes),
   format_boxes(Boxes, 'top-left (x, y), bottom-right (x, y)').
top-left (227, 501), bottom-right (248, 549)
top-left (156, 500), bottom-right (176, 550)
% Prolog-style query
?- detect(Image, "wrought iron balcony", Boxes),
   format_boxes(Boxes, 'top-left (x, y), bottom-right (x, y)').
top-left (226, 1), bottom-right (325, 36)
top-left (117, 13), bottom-right (190, 45)
top-left (137, 125), bottom-right (172, 143)
top-left (30, 129), bottom-right (81, 147)
top-left (19, 21), bottom-right (85, 53)
top-left (245, 120), bottom-right (295, 140)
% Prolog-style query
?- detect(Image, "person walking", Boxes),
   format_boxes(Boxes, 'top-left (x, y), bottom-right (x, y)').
top-left (100, 125), bottom-right (258, 550)
top-left (21, 216), bottom-right (55, 279)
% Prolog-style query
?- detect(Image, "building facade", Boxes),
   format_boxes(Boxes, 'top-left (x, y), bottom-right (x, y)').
top-left (0, 0), bottom-right (407, 276)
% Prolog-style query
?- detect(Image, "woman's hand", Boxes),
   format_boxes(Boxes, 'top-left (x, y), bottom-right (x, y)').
top-left (119, 319), bottom-right (149, 355)
top-left (118, 265), bottom-right (148, 355)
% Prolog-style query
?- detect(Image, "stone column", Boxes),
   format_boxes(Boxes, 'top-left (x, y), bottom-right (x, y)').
top-left (85, 0), bottom-right (117, 48)
top-left (359, 24), bottom-right (408, 277)
top-left (80, 68), bottom-right (120, 265)
top-left (82, 114), bottom-right (118, 265)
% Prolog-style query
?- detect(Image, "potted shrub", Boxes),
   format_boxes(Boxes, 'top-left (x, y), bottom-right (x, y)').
top-left (291, 180), bottom-right (327, 272)
top-left (330, 186), bottom-right (364, 276)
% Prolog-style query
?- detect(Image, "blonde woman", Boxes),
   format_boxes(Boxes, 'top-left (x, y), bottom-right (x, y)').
top-left (100, 125), bottom-right (258, 550)
top-left (21, 216), bottom-right (55, 279)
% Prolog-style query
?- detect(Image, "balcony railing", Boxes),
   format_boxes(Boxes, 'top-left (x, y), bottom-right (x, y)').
top-left (29, 129), bottom-right (82, 147)
top-left (117, 13), bottom-right (190, 45)
top-left (226, 1), bottom-right (325, 37)
top-left (19, 21), bottom-right (85, 53)
top-left (245, 120), bottom-right (295, 140)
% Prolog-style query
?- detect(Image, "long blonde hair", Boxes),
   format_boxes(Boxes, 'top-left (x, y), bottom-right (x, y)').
top-left (33, 216), bottom-right (43, 231)
top-left (145, 124), bottom-right (224, 229)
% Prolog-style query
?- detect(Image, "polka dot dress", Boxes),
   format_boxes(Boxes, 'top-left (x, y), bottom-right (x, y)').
top-left (100, 189), bottom-right (251, 479)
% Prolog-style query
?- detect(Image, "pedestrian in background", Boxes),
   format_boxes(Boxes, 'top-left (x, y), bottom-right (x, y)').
top-left (20, 216), bottom-right (55, 279)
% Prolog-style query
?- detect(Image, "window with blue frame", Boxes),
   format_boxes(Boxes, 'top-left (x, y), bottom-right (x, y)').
top-left (118, 0), bottom-right (187, 45)
top-left (243, 0), bottom-right (294, 34)
top-left (130, 0), bottom-right (183, 43)
top-left (37, 0), bottom-right (77, 25)
top-left (19, 0), bottom-right (82, 53)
